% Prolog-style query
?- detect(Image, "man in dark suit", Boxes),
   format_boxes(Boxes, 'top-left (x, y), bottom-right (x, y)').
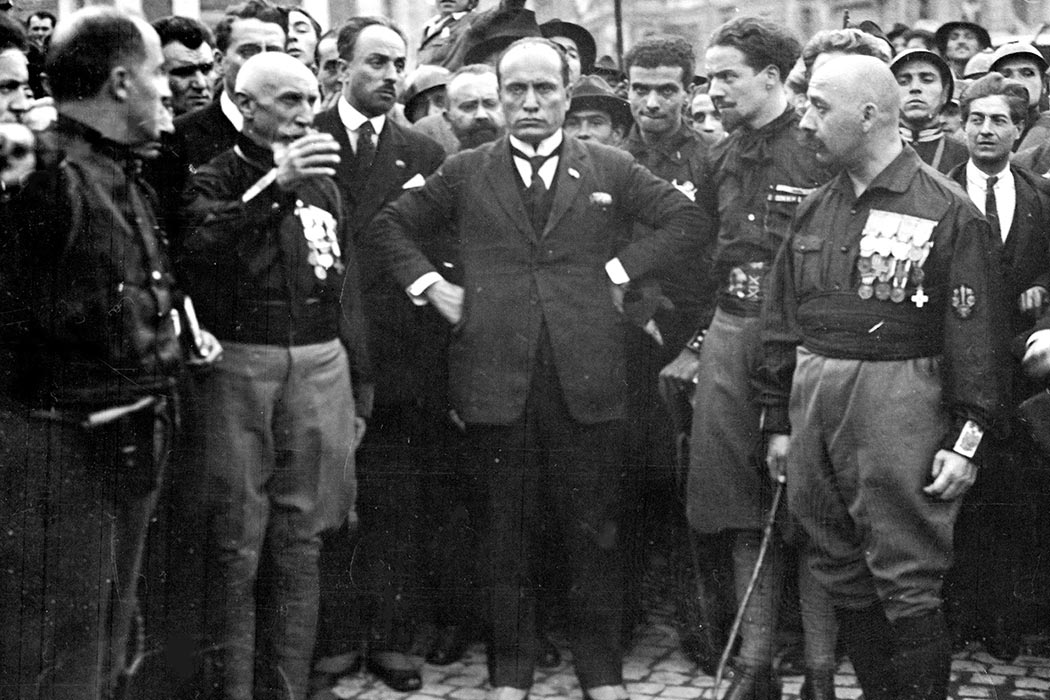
top-left (147, 0), bottom-right (285, 233)
top-left (945, 72), bottom-right (1050, 659)
top-left (310, 15), bottom-right (446, 693)
top-left (369, 37), bottom-right (704, 700)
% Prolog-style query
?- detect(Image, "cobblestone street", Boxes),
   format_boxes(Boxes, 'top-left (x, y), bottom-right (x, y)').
top-left (312, 605), bottom-right (1050, 700)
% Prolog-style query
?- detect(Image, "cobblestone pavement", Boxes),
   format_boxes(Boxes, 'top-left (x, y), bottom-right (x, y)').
top-left (313, 608), bottom-right (1050, 700)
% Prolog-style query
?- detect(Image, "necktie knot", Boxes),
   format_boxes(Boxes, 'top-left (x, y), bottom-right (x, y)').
top-left (987, 175), bottom-right (998, 188)
top-left (511, 148), bottom-right (557, 190)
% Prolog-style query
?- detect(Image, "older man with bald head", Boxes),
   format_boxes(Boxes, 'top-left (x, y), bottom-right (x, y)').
top-left (179, 51), bottom-right (365, 700)
top-left (756, 55), bottom-right (1005, 700)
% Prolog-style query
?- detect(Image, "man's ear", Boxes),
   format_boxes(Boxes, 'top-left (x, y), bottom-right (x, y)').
top-left (234, 90), bottom-right (255, 120)
top-left (109, 65), bottom-right (131, 101)
top-left (860, 102), bottom-right (877, 132)
top-left (213, 47), bottom-right (226, 78)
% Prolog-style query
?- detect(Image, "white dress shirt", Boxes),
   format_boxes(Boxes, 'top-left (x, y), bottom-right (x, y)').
top-left (337, 96), bottom-right (385, 153)
top-left (406, 128), bottom-right (630, 302)
top-left (221, 89), bottom-right (244, 132)
top-left (965, 160), bottom-right (1015, 242)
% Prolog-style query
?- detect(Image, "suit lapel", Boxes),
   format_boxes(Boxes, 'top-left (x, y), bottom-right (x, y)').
top-left (483, 137), bottom-right (534, 240)
top-left (352, 121), bottom-right (410, 229)
top-left (542, 135), bottom-right (586, 238)
top-left (316, 107), bottom-right (356, 202)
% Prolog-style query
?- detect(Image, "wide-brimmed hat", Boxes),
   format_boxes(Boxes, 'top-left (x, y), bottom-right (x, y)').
top-left (989, 42), bottom-right (1049, 74)
top-left (568, 74), bottom-right (633, 132)
top-left (540, 19), bottom-right (597, 74)
top-left (592, 54), bottom-right (625, 83)
top-left (934, 21), bottom-right (992, 54)
top-left (463, 8), bottom-right (541, 66)
top-left (890, 48), bottom-right (954, 99)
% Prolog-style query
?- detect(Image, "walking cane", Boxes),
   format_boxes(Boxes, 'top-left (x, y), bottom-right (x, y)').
top-left (711, 479), bottom-right (785, 694)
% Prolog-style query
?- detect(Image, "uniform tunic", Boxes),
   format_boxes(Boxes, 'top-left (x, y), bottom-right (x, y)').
top-left (686, 108), bottom-right (832, 534)
top-left (755, 146), bottom-right (1005, 618)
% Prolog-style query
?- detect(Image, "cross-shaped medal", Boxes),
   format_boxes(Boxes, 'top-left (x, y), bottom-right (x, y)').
top-left (911, 288), bottom-right (929, 308)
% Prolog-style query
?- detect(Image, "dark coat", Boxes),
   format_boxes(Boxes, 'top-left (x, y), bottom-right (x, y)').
top-left (368, 133), bottom-right (705, 425)
top-left (313, 105), bottom-right (446, 407)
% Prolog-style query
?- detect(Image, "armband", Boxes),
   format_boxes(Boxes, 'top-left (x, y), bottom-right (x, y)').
top-left (952, 420), bottom-right (984, 460)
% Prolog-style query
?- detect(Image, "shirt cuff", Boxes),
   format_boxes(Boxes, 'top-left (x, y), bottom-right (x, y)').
top-left (406, 271), bottom-right (444, 306)
top-left (1027, 328), bottom-right (1050, 350)
top-left (605, 258), bottom-right (629, 285)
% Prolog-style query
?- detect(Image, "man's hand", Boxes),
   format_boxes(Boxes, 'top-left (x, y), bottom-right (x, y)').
top-left (274, 132), bottom-right (340, 189)
top-left (425, 279), bottom-right (465, 325)
top-left (658, 349), bottom-right (701, 406)
top-left (1019, 286), bottom-right (1048, 315)
top-left (1023, 330), bottom-right (1050, 380)
top-left (186, 329), bottom-right (223, 369)
top-left (765, 433), bottom-right (790, 484)
top-left (0, 123), bottom-right (35, 188)
top-left (924, 449), bottom-right (976, 501)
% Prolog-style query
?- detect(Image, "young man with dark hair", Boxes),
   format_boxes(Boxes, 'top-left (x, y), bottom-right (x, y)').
top-left (312, 14), bottom-right (446, 693)
top-left (24, 10), bottom-right (53, 47)
top-left (618, 33), bottom-right (712, 652)
top-left (659, 16), bottom-right (838, 699)
top-left (0, 12), bottom-right (28, 123)
top-left (152, 15), bottom-right (216, 116)
top-left (284, 5), bottom-right (321, 68)
top-left (944, 71), bottom-right (1050, 661)
top-left (890, 48), bottom-right (968, 173)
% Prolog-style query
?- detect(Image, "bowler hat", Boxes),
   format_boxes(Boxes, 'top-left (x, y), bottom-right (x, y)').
top-left (540, 19), bottom-right (597, 74)
top-left (568, 74), bottom-right (633, 132)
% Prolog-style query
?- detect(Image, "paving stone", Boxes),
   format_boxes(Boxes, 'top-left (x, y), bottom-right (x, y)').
top-left (990, 665), bottom-right (1029, 676)
top-left (448, 689), bottom-right (487, 700)
top-left (648, 671), bottom-right (692, 686)
top-left (953, 660), bottom-right (989, 672)
top-left (835, 689), bottom-right (863, 700)
top-left (627, 681), bottom-right (667, 695)
top-left (1031, 666), bottom-right (1050, 679)
top-left (1016, 656), bottom-right (1050, 667)
top-left (1016, 678), bottom-right (1050, 691)
top-left (658, 686), bottom-right (705, 698)
top-left (623, 663), bottom-right (650, 681)
top-left (969, 674), bottom-right (1007, 685)
top-left (956, 686), bottom-right (992, 697)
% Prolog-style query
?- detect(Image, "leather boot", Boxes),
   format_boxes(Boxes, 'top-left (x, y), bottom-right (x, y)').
top-left (890, 611), bottom-right (951, 700)
top-left (800, 668), bottom-right (837, 700)
top-left (723, 664), bottom-right (781, 700)
top-left (834, 605), bottom-right (897, 700)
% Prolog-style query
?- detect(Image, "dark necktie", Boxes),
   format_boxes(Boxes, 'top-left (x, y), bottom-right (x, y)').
top-left (356, 120), bottom-right (376, 172)
top-left (985, 174), bottom-right (1000, 241)
top-left (512, 148), bottom-right (557, 232)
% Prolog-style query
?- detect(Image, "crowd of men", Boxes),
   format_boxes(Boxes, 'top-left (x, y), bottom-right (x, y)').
top-left (2, 2), bottom-right (1050, 700)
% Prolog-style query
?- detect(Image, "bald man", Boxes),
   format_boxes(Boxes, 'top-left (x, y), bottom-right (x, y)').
top-left (755, 55), bottom-right (1004, 700)
top-left (179, 51), bottom-right (365, 700)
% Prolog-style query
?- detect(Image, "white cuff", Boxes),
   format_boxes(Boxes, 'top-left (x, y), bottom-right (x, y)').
top-left (1027, 328), bottom-right (1050, 350)
top-left (406, 271), bottom-right (444, 306)
top-left (605, 258), bottom-right (629, 285)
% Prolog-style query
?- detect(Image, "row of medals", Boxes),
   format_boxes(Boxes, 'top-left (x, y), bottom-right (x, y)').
top-left (296, 199), bottom-right (344, 281)
top-left (856, 210), bottom-right (935, 305)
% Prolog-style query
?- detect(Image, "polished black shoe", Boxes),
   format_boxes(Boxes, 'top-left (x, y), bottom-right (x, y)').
top-left (723, 664), bottom-right (781, 700)
top-left (367, 653), bottom-right (422, 693)
top-left (427, 624), bottom-right (470, 666)
top-left (536, 635), bottom-right (561, 669)
top-left (800, 668), bottom-right (837, 700)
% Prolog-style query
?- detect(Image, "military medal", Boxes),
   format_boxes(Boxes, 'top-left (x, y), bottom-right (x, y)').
top-left (296, 199), bottom-right (342, 281)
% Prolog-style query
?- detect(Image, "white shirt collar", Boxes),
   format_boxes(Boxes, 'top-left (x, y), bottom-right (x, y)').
top-left (220, 89), bottom-right (244, 132)
top-left (337, 96), bottom-right (386, 136)
top-left (509, 130), bottom-right (563, 158)
top-left (965, 160), bottom-right (1011, 190)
